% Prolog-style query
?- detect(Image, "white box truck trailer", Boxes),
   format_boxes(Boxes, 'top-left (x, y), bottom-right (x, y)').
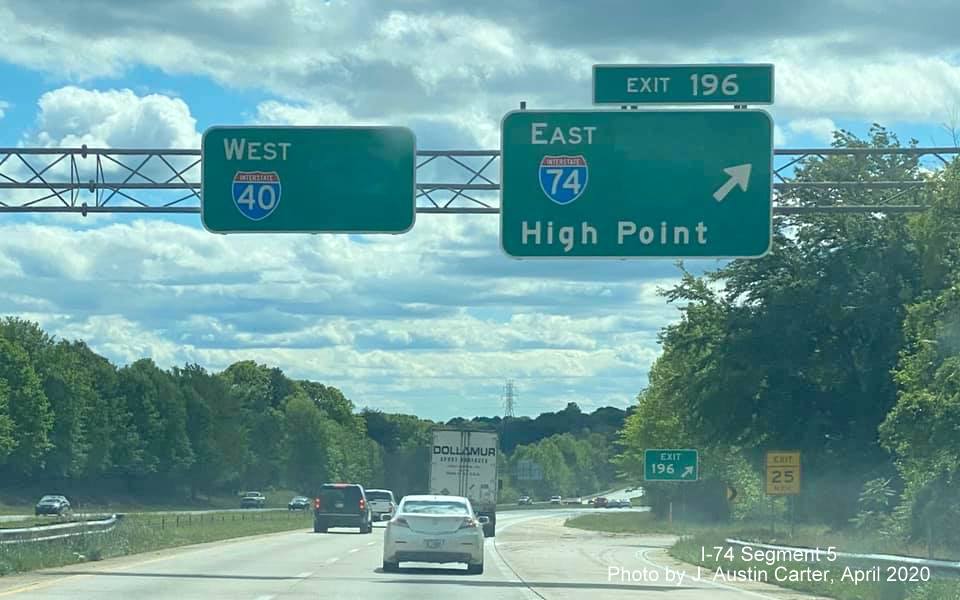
top-left (429, 429), bottom-right (499, 537)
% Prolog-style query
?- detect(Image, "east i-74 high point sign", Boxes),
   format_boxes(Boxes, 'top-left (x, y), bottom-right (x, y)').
top-left (499, 109), bottom-right (773, 259)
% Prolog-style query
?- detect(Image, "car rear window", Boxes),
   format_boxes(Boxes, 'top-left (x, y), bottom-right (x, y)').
top-left (401, 500), bottom-right (469, 515)
top-left (319, 486), bottom-right (361, 505)
top-left (366, 491), bottom-right (393, 501)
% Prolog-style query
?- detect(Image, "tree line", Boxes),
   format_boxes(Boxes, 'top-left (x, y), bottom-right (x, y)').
top-left (0, 322), bottom-right (625, 504)
top-left (614, 125), bottom-right (960, 552)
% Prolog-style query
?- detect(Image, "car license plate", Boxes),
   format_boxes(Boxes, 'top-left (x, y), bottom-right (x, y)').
top-left (425, 539), bottom-right (444, 549)
top-left (334, 502), bottom-right (344, 509)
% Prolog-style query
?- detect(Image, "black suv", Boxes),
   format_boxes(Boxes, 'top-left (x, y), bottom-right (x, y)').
top-left (313, 483), bottom-right (373, 534)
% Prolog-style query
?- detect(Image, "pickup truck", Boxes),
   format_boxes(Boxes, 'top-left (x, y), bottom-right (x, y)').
top-left (365, 489), bottom-right (397, 521)
top-left (240, 491), bottom-right (266, 509)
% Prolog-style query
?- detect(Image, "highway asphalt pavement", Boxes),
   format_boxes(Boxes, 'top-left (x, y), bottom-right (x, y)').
top-left (0, 506), bottom-right (826, 599)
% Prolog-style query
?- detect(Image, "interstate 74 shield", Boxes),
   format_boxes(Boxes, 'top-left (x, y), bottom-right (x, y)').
top-left (232, 171), bottom-right (281, 221)
top-left (538, 155), bottom-right (588, 205)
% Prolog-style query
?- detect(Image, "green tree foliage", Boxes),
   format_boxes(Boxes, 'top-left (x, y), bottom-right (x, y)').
top-left (0, 318), bottom-right (623, 506)
top-left (613, 126), bottom-right (957, 529)
top-left (41, 341), bottom-right (95, 478)
top-left (0, 379), bottom-right (14, 463)
top-left (0, 337), bottom-right (53, 475)
top-left (285, 393), bottom-right (335, 494)
top-left (880, 283), bottom-right (960, 548)
top-left (507, 432), bottom-right (615, 499)
top-left (117, 359), bottom-right (194, 479)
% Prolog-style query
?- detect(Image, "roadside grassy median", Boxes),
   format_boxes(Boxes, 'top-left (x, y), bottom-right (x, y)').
top-left (0, 509), bottom-right (313, 576)
top-left (565, 510), bottom-right (674, 534)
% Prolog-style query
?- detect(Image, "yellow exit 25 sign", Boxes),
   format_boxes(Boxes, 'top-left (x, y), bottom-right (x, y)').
top-left (765, 451), bottom-right (801, 495)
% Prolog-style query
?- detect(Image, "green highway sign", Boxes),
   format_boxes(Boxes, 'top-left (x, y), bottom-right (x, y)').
top-left (593, 64), bottom-right (774, 105)
top-left (201, 126), bottom-right (416, 233)
top-left (500, 110), bottom-right (772, 258)
top-left (644, 449), bottom-right (699, 482)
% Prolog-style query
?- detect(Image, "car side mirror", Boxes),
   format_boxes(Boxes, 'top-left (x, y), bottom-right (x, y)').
top-left (381, 514), bottom-right (392, 521)
top-left (477, 516), bottom-right (490, 525)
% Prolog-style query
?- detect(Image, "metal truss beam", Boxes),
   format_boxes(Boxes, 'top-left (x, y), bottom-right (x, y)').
top-left (0, 145), bottom-right (953, 216)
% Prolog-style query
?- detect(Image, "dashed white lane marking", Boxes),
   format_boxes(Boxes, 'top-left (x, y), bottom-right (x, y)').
top-left (348, 548), bottom-right (360, 554)
top-left (325, 557), bottom-right (340, 564)
top-left (253, 595), bottom-right (275, 600)
top-left (296, 571), bottom-right (313, 578)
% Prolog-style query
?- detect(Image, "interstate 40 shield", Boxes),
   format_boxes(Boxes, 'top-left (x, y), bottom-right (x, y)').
top-left (232, 171), bottom-right (281, 221)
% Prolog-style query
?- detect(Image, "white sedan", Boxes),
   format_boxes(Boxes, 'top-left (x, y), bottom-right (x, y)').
top-left (382, 494), bottom-right (488, 574)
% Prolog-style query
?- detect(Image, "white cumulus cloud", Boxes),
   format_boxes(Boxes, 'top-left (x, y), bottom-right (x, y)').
top-left (787, 117), bottom-right (839, 144)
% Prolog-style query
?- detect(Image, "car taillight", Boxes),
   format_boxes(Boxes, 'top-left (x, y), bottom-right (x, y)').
top-left (390, 517), bottom-right (409, 528)
top-left (359, 498), bottom-right (365, 511)
top-left (314, 498), bottom-right (320, 510)
top-left (458, 517), bottom-right (479, 530)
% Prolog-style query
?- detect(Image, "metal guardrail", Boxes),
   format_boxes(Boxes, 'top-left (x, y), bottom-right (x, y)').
top-left (725, 537), bottom-right (960, 574)
top-left (0, 514), bottom-right (122, 545)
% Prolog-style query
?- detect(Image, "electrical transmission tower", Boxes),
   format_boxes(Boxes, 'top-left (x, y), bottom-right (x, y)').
top-left (502, 380), bottom-right (517, 418)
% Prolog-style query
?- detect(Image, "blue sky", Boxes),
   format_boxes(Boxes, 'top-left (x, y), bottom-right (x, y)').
top-left (2, 0), bottom-right (960, 420)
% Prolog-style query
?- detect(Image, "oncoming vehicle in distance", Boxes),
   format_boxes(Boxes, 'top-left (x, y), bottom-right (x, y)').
top-left (517, 495), bottom-right (532, 505)
top-left (314, 483), bottom-right (373, 534)
top-left (240, 491), bottom-right (266, 509)
top-left (382, 495), bottom-right (487, 574)
top-left (549, 495), bottom-right (562, 504)
top-left (34, 495), bottom-right (71, 516)
top-left (288, 496), bottom-right (310, 511)
top-left (366, 489), bottom-right (397, 521)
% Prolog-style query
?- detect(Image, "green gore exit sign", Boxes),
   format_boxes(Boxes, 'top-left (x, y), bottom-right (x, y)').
top-left (499, 110), bottom-right (773, 259)
top-left (201, 126), bottom-right (416, 234)
top-left (644, 449), bottom-right (699, 481)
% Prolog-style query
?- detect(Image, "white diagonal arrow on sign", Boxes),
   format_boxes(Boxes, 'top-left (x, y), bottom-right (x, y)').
top-left (713, 163), bottom-right (752, 202)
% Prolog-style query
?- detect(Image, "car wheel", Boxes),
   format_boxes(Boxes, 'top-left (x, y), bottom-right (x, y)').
top-left (467, 562), bottom-right (484, 574)
top-left (314, 521), bottom-right (327, 533)
top-left (382, 560), bottom-right (399, 572)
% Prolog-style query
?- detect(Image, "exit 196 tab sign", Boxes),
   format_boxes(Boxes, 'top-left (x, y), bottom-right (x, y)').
top-left (499, 110), bottom-right (773, 259)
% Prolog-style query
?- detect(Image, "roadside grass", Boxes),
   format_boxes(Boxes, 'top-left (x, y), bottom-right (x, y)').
top-left (564, 509), bottom-right (668, 535)
top-left (565, 513), bottom-right (960, 600)
top-left (0, 509), bottom-right (313, 576)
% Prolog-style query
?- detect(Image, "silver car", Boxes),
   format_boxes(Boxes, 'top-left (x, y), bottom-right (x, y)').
top-left (382, 494), bottom-right (488, 574)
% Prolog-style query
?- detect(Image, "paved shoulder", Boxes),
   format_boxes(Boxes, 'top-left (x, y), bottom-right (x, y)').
top-left (494, 515), bottom-right (829, 600)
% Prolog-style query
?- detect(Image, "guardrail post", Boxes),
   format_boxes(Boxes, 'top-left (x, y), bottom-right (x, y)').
top-left (176, 515), bottom-right (180, 527)
top-left (162, 516), bottom-right (165, 530)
